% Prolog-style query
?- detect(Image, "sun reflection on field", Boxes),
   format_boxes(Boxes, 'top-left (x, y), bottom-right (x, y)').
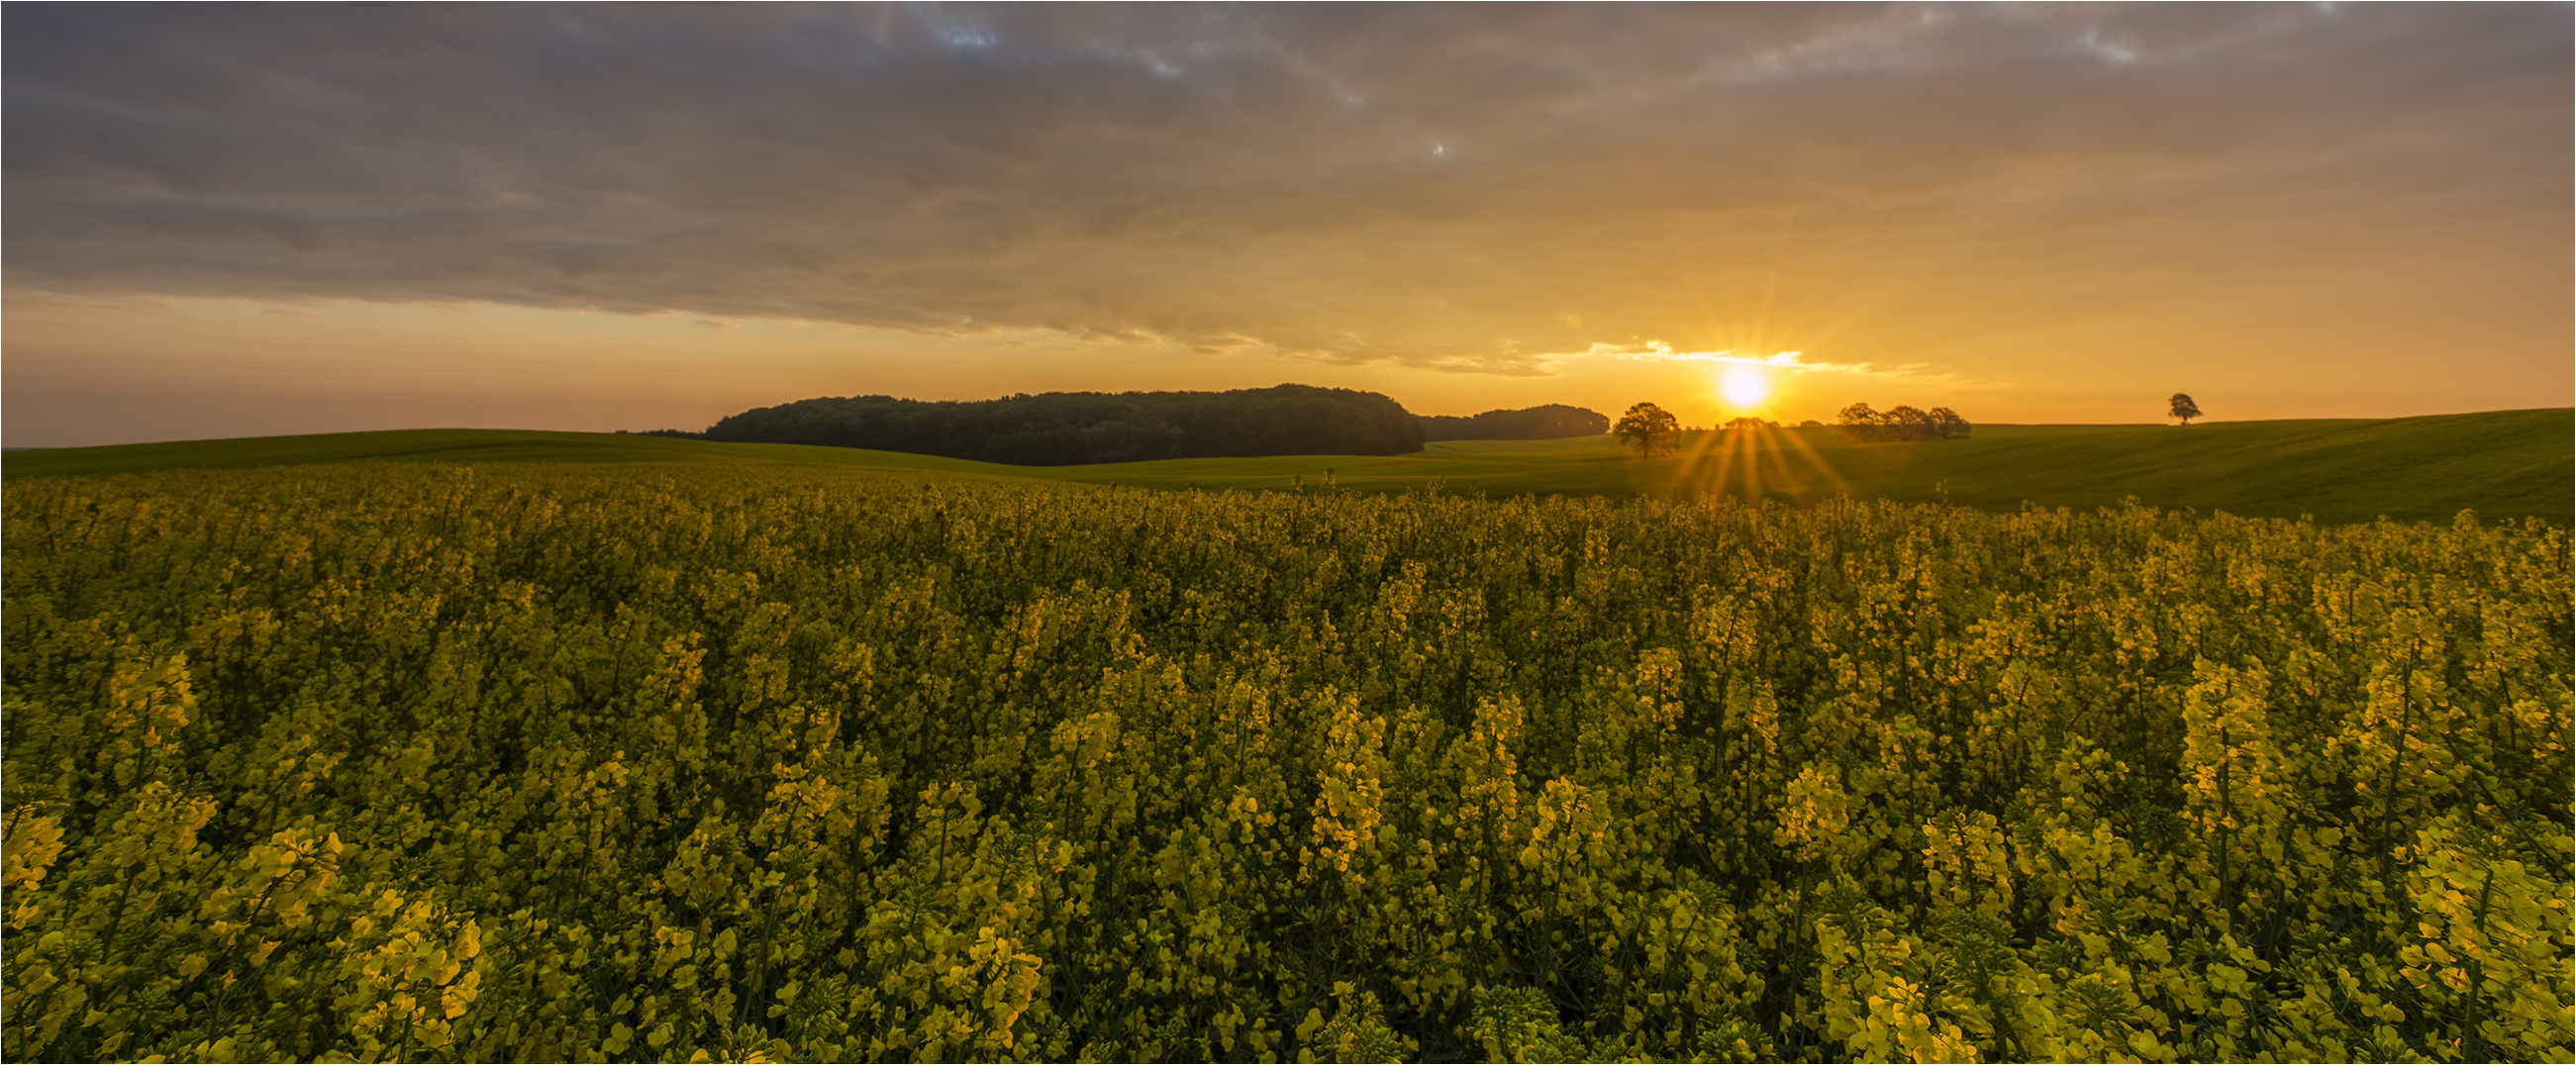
top-left (1675, 420), bottom-right (1849, 504)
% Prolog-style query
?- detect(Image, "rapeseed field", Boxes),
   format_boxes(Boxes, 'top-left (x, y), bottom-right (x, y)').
top-left (4, 464), bottom-right (2566, 1061)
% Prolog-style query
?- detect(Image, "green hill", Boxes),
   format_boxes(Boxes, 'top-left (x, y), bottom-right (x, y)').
top-left (7, 409), bottom-right (2567, 524)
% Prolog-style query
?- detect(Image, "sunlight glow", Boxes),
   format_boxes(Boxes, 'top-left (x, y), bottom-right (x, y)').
top-left (1722, 367), bottom-right (1770, 409)
top-left (1662, 416), bottom-right (1851, 508)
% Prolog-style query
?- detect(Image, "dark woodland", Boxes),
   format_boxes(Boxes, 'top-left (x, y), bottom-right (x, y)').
top-left (1419, 404), bottom-right (1610, 441)
top-left (695, 384), bottom-right (1426, 464)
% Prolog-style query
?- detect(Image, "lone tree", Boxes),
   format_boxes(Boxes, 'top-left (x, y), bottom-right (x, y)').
top-left (1614, 402), bottom-right (1682, 456)
top-left (2169, 393), bottom-right (2202, 425)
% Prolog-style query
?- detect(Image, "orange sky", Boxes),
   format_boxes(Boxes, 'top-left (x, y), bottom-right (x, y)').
top-left (6, 5), bottom-right (2568, 447)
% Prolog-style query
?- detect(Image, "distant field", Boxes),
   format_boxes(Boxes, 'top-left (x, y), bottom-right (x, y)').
top-left (6, 408), bottom-right (2567, 524)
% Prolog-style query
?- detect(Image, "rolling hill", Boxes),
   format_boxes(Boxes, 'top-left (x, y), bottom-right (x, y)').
top-left (6, 409), bottom-right (2567, 525)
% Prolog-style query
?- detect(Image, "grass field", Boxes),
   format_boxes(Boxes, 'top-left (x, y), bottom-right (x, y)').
top-left (6, 408), bottom-right (2566, 524)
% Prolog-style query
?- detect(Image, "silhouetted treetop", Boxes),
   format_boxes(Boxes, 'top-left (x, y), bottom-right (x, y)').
top-left (1835, 402), bottom-right (1971, 442)
top-left (1614, 402), bottom-right (1682, 456)
top-left (2170, 393), bottom-right (2203, 425)
top-left (1419, 404), bottom-right (1609, 441)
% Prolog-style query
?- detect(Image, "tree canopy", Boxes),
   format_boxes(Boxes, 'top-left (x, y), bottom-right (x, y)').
top-left (697, 384), bottom-right (1424, 465)
top-left (1420, 404), bottom-right (1608, 441)
top-left (1613, 402), bottom-right (1682, 456)
top-left (2170, 393), bottom-right (2203, 425)
top-left (1834, 403), bottom-right (1971, 442)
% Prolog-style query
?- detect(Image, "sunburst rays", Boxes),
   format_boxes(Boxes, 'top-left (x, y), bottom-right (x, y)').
top-left (1668, 421), bottom-right (1850, 505)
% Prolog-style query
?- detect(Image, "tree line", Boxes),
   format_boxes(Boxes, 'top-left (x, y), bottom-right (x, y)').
top-left (1834, 402), bottom-right (1971, 441)
top-left (688, 384), bottom-right (1426, 465)
top-left (1420, 404), bottom-right (1609, 441)
top-left (655, 389), bottom-right (1613, 465)
top-left (1611, 401), bottom-right (1974, 458)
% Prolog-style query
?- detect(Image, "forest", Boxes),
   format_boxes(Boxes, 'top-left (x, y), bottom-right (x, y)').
top-left (689, 385), bottom-right (1425, 465)
top-left (1419, 406), bottom-right (1610, 442)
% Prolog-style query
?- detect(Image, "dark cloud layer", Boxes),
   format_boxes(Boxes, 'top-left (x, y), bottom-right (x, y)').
top-left (7, 3), bottom-right (2567, 372)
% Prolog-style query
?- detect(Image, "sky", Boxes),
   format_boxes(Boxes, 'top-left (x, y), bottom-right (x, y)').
top-left (5, 3), bottom-right (2569, 447)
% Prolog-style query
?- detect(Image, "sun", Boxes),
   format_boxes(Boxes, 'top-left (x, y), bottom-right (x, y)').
top-left (1722, 367), bottom-right (1770, 410)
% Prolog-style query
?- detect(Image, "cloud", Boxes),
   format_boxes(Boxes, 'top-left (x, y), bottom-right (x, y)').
top-left (3, 4), bottom-right (2565, 376)
top-left (1577, 343), bottom-right (1839, 369)
top-left (1569, 341), bottom-right (1996, 392)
